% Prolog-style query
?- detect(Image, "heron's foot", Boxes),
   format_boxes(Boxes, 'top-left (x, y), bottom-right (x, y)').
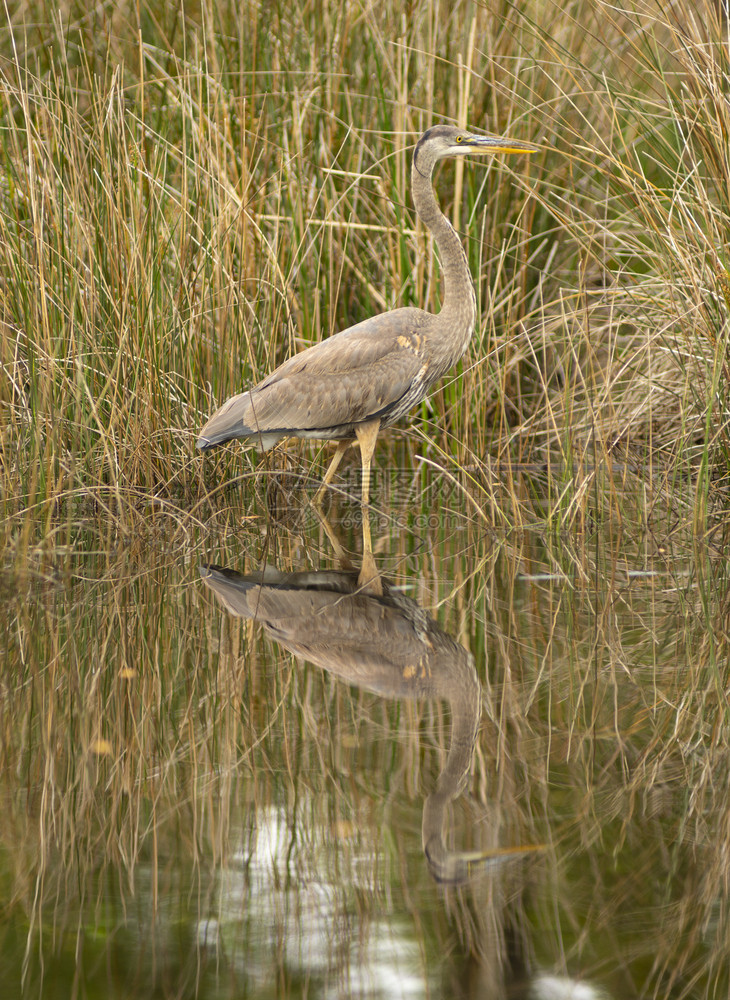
top-left (358, 550), bottom-right (382, 596)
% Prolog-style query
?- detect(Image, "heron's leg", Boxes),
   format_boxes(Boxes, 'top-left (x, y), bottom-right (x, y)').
top-left (312, 440), bottom-right (350, 507)
top-left (312, 441), bottom-right (352, 507)
top-left (354, 419), bottom-right (382, 595)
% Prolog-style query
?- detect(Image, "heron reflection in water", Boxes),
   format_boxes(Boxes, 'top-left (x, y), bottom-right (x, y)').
top-left (199, 563), bottom-right (539, 885)
top-left (197, 126), bottom-right (537, 591)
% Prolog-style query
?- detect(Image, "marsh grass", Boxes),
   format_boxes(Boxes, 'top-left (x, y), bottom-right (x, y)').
top-left (2, 0), bottom-right (730, 996)
top-left (2, 0), bottom-right (729, 542)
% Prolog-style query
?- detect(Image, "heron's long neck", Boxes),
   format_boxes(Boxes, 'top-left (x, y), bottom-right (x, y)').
top-left (412, 159), bottom-right (477, 360)
top-left (421, 651), bottom-right (481, 880)
top-left (436, 657), bottom-right (481, 797)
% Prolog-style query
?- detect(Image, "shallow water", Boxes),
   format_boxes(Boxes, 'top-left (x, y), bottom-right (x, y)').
top-left (2, 457), bottom-right (729, 999)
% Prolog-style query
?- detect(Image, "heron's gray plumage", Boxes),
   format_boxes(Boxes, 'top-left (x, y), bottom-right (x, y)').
top-left (197, 308), bottom-right (433, 449)
top-left (196, 125), bottom-right (536, 453)
top-left (197, 564), bottom-right (462, 699)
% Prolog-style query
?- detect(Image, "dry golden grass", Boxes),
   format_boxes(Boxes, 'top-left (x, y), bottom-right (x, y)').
top-left (0, 1), bottom-right (728, 555)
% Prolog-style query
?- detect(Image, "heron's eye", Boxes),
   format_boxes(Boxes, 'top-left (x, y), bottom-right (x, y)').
top-left (456, 135), bottom-right (464, 142)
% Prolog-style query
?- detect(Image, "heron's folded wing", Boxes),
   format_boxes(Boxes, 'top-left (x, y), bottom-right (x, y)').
top-left (249, 307), bottom-right (432, 431)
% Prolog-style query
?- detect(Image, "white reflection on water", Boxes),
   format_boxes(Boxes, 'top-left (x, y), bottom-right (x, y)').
top-left (195, 803), bottom-right (430, 998)
top-left (336, 926), bottom-right (426, 999)
top-left (530, 974), bottom-right (609, 999)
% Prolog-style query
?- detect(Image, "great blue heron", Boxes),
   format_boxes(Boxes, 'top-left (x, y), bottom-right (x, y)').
top-left (199, 562), bottom-right (540, 884)
top-left (197, 125), bottom-right (537, 588)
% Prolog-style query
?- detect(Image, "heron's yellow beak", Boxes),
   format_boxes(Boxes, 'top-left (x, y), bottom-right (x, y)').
top-left (462, 135), bottom-right (539, 155)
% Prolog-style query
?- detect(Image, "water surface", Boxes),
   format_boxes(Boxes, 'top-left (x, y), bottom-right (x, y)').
top-left (2, 457), bottom-right (729, 999)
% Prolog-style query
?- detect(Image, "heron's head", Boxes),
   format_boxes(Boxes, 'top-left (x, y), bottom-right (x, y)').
top-left (414, 123), bottom-right (538, 174)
